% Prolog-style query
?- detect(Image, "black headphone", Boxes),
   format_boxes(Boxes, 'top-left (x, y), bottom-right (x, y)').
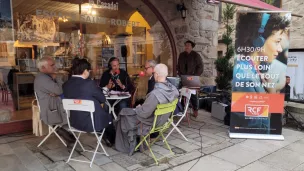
top-left (108, 57), bottom-right (119, 70)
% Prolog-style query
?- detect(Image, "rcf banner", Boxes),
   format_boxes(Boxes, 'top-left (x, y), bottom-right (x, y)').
top-left (230, 11), bottom-right (291, 140)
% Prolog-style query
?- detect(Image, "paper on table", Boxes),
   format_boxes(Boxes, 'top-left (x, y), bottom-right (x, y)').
top-left (109, 90), bottom-right (130, 95)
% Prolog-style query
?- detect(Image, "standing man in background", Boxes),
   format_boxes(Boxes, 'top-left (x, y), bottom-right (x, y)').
top-left (177, 40), bottom-right (204, 117)
top-left (281, 76), bottom-right (291, 101)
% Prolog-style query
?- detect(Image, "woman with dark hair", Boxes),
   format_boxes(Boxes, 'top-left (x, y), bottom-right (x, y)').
top-left (99, 57), bottom-right (134, 113)
top-left (232, 12), bottom-right (290, 134)
top-left (63, 58), bottom-right (115, 146)
top-left (233, 13), bottom-right (290, 93)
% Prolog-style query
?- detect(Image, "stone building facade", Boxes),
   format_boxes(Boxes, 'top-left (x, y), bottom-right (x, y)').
top-left (149, 0), bottom-right (220, 85)
top-left (282, 0), bottom-right (304, 49)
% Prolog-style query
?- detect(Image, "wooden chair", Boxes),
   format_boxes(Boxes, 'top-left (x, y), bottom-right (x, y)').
top-left (0, 81), bottom-right (11, 105)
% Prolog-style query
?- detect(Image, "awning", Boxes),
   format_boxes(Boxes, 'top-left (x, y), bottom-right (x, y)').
top-left (220, 0), bottom-right (302, 17)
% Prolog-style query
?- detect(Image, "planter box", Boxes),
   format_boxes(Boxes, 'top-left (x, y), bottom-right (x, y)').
top-left (211, 102), bottom-right (228, 121)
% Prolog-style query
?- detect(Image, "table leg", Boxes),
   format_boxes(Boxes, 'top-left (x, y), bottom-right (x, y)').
top-left (111, 99), bottom-right (122, 120)
top-left (105, 99), bottom-right (122, 120)
top-left (105, 100), bottom-right (116, 120)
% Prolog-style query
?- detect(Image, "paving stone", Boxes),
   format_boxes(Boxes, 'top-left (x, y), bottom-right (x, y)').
top-left (0, 154), bottom-right (29, 171)
top-left (193, 136), bottom-right (221, 148)
top-left (260, 148), bottom-right (304, 170)
top-left (169, 150), bottom-right (202, 166)
top-left (45, 161), bottom-right (74, 171)
top-left (213, 143), bottom-right (268, 166)
top-left (100, 162), bottom-right (127, 171)
top-left (229, 138), bottom-right (246, 144)
top-left (35, 152), bottom-right (53, 165)
top-left (285, 139), bottom-right (304, 155)
top-left (240, 139), bottom-right (283, 153)
top-left (293, 163), bottom-right (304, 171)
top-left (174, 142), bottom-right (200, 152)
top-left (127, 164), bottom-right (144, 171)
top-left (131, 152), bottom-right (152, 162)
top-left (0, 144), bottom-right (14, 156)
top-left (139, 164), bottom-right (170, 171)
top-left (167, 138), bottom-right (187, 146)
top-left (99, 146), bottom-right (120, 156)
top-left (111, 153), bottom-right (140, 168)
top-left (68, 156), bottom-right (105, 171)
top-left (44, 137), bottom-right (68, 150)
top-left (13, 146), bottom-right (47, 171)
top-left (151, 145), bottom-right (171, 155)
top-left (172, 155), bottom-right (240, 171)
top-left (171, 147), bottom-right (186, 154)
top-left (43, 147), bottom-right (79, 162)
top-left (237, 161), bottom-right (285, 171)
top-left (82, 151), bottom-right (112, 166)
top-left (282, 128), bottom-right (304, 143)
top-left (200, 131), bottom-right (227, 142)
top-left (186, 133), bottom-right (201, 139)
top-left (26, 140), bottom-right (50, 153)
top-left (201, 141), bottom-right (234, 154)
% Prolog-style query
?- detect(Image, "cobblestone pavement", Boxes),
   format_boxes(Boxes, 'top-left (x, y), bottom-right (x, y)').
top-left (1, 110), bottom-right (304, 171)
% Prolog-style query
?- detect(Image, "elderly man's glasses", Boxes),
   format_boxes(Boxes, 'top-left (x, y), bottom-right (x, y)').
top-left (144, 66), bottom-right (151, 70)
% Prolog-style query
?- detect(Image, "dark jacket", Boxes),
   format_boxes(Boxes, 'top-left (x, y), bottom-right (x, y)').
top-left (63, 76), bottom-right (112, 132)
top-left (281, 84), bottom-right (291, 101)
top-left (147, 75), bottom-right (155, 95)
top-left (177, 51), bottom-right (204, 76)
top-left (100, 69), bottom-right (134, 92)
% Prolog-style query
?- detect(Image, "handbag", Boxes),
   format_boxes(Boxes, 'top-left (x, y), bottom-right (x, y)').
top-left (46, 97), bottom-right (63, 124)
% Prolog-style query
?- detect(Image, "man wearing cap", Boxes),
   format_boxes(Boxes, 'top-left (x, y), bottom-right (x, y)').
top-left (177, 40), bottom-right (204, 117)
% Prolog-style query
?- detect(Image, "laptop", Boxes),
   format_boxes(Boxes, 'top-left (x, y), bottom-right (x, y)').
top-left (181, 75), bottom-right (202, 88)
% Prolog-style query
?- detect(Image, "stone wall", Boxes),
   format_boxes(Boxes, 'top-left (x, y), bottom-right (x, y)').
top-left (282, 0), bottom-right (304, 49)
top-left (149, 0), bottom-right (220, 85)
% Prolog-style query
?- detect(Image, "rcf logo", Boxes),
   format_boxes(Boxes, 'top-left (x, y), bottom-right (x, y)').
top-left (187, 77), bottom-right (193, 81)
top-left (245, 105), bottom-right (269, 117)
top-left (73, 100), bottom-right (82, 104)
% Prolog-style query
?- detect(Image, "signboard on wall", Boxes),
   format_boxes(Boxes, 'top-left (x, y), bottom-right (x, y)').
top-left (286, 52), bottom-right (304, 100)
top-left (230, 11), bottom-right (291, 140)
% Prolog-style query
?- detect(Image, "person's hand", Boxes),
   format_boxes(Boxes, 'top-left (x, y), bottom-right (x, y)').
top-left (49, 93), bottom-right (57, 97)
top-left (116, 79), bottom-right (125, 89)
top-left (107, 80), bottom-right (114, 89)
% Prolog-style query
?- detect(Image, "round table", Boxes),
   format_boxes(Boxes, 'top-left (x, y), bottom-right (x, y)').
top-left (105, 94), bottom-right (131, 120)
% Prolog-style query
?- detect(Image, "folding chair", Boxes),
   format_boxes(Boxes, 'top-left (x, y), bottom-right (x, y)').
top-left (62, 99), bottom-right (109, 168)
top-left (164, 88), bottom-right (191, 142)
top-left (135, 99), bottom-right (178, 165)
top-left (35, 92), bottom-right (67, 147)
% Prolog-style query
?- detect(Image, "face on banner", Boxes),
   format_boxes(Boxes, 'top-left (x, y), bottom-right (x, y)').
top-left (231, 12), bottom-right (291, 135)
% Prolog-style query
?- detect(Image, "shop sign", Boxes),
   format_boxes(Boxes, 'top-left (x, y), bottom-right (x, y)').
top-left (36, 9), bottom-right (140, 27)
top-left (89, 0), bottom-right (119, 11)
top-left (81, 15), bottom-right (140, 27)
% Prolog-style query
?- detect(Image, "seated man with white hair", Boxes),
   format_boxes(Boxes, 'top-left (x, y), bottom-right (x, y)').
top-left (34, 57), bottom-right (75, 144)
top-left (115, 64), bottom-right (179, 155)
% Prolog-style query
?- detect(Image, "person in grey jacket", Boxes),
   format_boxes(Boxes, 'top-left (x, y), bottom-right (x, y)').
top-left (34, 57), bottom-right (74, 143)
top-left (115, 64), bottom-right (179, 155)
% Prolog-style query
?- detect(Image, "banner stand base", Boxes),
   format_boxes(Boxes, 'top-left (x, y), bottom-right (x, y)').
top-left (229, 132), bottom-right (284, 141)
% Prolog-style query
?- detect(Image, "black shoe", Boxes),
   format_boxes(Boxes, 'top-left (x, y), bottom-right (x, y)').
top-left (56, 128), bottom-right (76, 144)
top-left (102, 135), bottom-right (113, 147)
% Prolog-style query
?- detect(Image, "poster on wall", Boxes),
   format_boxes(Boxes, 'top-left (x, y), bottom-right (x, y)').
top-left (230, 11), bottom-right (291, 140)
top-left (286, 52), bottom-right (304, 100)
top-left (0, 0), bottom-right (14, 42)
top-left (17, 14), bottom-right (59, 43)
